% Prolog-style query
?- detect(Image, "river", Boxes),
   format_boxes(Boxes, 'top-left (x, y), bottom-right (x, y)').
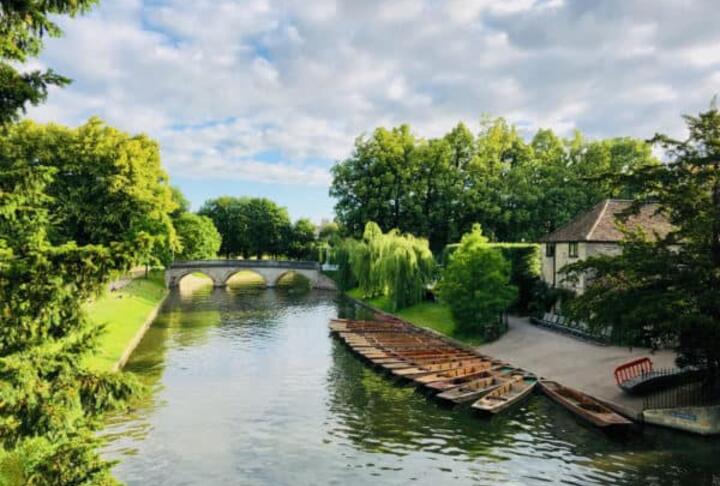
top-left (102, 284), bottom-right (720, 485)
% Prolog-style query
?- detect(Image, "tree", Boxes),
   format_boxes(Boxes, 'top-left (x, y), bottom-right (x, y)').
top-left (330, 119), bottom-right (657, 248)
top-left (318, 221), bottom-right (341, 244)
top-left (0, 163), bottom-right (140, 484)
top-left (0, 1), bottom-right (97, 123)
top-left (199, 196), bottom-right (295, 259)
top-left (199, 196), bottom-right (250, 258)
top-left (341, 222), bottom-right (435, 311)
top-left (438, 225), bottom-right (517, 337)
top-left (563, 104), bottom-right (720, 372)
top-left (170, 186), bottom-right (191, 218)
top-left (330, 125), bottom-right (418, 237)
top-left (288, 218), bottom-right (317, 260)
top-left (0, 119), bottom-right (179, 263)
top-left (174, 213), bottom-right (222, 261)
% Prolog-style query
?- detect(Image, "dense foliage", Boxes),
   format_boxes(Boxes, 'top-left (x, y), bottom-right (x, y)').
top-left (331, 120), bottom-right (658, 253)
top-left (0, 119), bottom-right (178, 259)
top-left (438, 225), bottom-right (517, 337)
top-left (443, 242), bottom-right (541, 314)
top-left (0, 0), bottom-right (98, 123)
top-left (563, 105), bottom-right (720, 371)
top-left (0, 3), bottom-right (180, 482)
top-left (174, 213), bottom-right (222, 261)
top-left (0, 162), bottom-right (148, 483)
top-left (199, 196), bottom-right (319, 260)
top-left (341, 222), bottom-right (435, 311)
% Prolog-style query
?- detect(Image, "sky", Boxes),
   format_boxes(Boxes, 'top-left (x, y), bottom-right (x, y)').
top-left (27, 0), bottom-right (720, 222)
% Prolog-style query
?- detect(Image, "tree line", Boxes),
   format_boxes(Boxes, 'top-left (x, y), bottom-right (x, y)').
top-left (196, 196), bottom-right (335, 261)
top-left (331, 119), bottom-right (656, 252)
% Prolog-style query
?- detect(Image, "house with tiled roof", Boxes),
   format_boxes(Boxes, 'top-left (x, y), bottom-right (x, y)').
top-left (539, 199), bottom-right (673, 293)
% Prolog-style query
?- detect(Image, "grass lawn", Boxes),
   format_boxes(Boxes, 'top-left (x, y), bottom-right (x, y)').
top-left (85, 270), bottom-right (168, 371)
top-left (346, 288), bottom-right (484, 346)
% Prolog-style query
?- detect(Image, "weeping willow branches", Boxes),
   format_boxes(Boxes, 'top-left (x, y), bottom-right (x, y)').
top-left (341, 222), bottom-right (436, 311)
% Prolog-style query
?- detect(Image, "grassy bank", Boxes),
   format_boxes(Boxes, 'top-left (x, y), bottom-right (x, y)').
top-left (85, 270), bottom-right (168, 371)
top-left (346, 288), bottom-right (484, 346)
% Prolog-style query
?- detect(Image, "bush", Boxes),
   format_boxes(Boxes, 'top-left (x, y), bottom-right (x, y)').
top-left (442, 242), bottom-right (540, 315)
top-left (438, 225), bottom-right (517, 337)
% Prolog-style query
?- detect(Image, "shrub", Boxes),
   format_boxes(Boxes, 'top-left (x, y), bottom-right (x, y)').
top-left (442, 241), bottom-right (540, 314)
top-left (438, 225), bottom-right (517, 337)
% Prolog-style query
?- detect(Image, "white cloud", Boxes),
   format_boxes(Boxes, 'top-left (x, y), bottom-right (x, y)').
top-left (24, 0), bottom-right (720, 192)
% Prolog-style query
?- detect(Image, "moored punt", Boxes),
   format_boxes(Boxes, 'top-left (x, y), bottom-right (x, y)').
top-left (412, 362), bottom-right (497, 384)
top-left (435, 373), bottom-right (522, 403)
top-left (425, 366), bottom-right (517, 393)
top-left (471, 376), bottom-right (537, 414)
top-left (372, 352), bottom-right (480, 366)
top-left (539, 380), bottom-right (633, 429)
top-left (329, 319), bottom-right (414, 333)
top-left (391, 358), bottom-right (489, 377)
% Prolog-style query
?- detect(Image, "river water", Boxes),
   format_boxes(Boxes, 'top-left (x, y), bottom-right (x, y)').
top-left (103, 285), bottom-right (720, 485)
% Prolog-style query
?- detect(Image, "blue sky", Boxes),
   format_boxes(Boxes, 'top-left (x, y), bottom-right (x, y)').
top-left (27, 0), bottom-right (720, 222)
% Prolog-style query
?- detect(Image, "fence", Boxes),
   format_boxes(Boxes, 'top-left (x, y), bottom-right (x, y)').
top-left (642, 369), bottom-right (720, 410)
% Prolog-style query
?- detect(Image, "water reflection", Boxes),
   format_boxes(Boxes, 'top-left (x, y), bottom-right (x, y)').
top-left (103, 290), bottom-right (720, 486)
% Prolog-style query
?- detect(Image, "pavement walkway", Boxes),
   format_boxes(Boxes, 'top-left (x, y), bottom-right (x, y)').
top-left (479, 315), bottom-right (677, 418)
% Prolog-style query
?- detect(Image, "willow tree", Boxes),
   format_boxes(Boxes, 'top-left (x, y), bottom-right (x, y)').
top-left (343, 222), bottom-right (435, 310)
top-left (377, 231), bottom-right (435, 311)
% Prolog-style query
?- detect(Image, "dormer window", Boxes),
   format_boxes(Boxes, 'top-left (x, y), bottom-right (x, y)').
top-left (569, 242), bottom-right (579, 258)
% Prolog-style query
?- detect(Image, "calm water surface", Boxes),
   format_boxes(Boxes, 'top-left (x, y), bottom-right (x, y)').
top-left (103, 285), bottom-right (720, 485)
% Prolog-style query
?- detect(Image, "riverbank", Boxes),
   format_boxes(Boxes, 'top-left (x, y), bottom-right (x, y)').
top-left (480, 315), bottom-right (677, 419)
top-left (86, 270), bottom-right (168, 371)
top-left (345, 288), bottom-right (484, 345)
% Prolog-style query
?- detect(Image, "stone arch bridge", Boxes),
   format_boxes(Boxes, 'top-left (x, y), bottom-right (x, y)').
top-left (165, 260), bottom-right (336, 290)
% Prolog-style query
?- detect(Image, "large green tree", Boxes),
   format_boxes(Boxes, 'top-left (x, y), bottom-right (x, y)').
top-left (563, 105), bottom-right (720, 372)
top-left (438, 225), bottom-right (517, 337)
top-left (0, 156), bottom-right (143, 484)
top-left (199, 196), bottom-right (296, 259)
top-left (174, 213), bottom-right (222, 261)
top-left (330, 119), bottom-right (657, 249)
top-left (287, 218), bottom-right (317, 261)
top-left (330, 125), bottom-right (418, 237)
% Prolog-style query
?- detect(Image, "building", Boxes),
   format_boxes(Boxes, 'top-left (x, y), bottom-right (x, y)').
top-left (539, 199), bottom-right (673, 293)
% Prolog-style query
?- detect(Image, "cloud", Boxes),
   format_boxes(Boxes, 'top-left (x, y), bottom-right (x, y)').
top-left (25, 0), bottom-right (720, 193)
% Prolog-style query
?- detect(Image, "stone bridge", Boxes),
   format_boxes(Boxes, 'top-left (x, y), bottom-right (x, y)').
top-left (165, 260), bottom-right (336, 290)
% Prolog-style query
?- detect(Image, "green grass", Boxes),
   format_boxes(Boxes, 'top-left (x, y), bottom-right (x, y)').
top-left (346, 288), bottom-right (484, 345)
top-left (85, 270), bottom-right (168, 371)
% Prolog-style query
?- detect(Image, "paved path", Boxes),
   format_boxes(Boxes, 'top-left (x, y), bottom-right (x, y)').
top-left (479, 316), bottom-right (677, 418)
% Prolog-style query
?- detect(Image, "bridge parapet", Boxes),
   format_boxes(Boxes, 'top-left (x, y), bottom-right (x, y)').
top-left (165, 259), bottom-right (333, 290)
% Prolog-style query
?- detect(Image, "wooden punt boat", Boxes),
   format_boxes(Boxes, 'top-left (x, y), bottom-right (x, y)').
top-left (391, 358), bottom-right (488, 377)
top-left (471, 376), bottom-right (537, 414)
top-left (436, 373), bottom-right (522, 403)
top-left (412, 362), bottom-right (496, 384)
top-left (425, 366), bottom-right (516, 393)
top-left (539, 380), bottom-right (633, 429)
top-left (372, 352), bottom-right (479, 366)
top-left (368, 353), bottom-right (478, 366)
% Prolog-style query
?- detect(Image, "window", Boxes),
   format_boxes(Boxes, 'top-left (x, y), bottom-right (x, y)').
top-left (545, 243), bottom-right (555, 257)
top-left (569, 242), bottom-right (579, 258)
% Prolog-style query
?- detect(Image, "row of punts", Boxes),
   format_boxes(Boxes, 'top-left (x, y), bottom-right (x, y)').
top-left (330, 318), bottom-right (632, 429)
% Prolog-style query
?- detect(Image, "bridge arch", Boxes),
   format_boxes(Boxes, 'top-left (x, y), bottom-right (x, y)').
top-left (274, 270), bottom-right (313, 289)
top-left (223, 269), bottom-right (268, 288)
top-left (166, 270), bottom-right (221, 288)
